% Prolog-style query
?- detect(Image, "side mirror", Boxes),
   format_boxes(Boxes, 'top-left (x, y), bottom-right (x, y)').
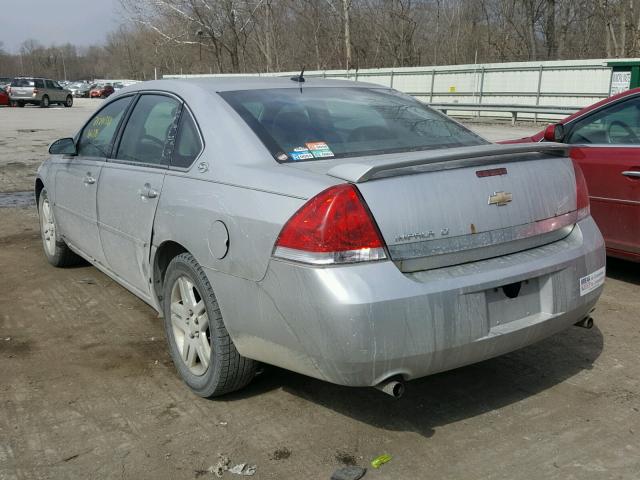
top-left (49, 137), bottom-right (77, 156)
top-left (543, 123), bottom-right (566, 143)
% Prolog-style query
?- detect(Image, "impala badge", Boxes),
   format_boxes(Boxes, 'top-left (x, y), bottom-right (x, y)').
top-left (488, 191), bottom-right (512, 206)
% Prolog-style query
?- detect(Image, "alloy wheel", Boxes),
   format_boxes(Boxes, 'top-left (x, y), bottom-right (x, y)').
top-left (41, 198), bottom-right (56, 256)
top-left (170, 275), bottom-right (211, 376)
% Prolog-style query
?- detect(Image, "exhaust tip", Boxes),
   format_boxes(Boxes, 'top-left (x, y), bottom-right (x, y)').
top-left (574, 316), bottom-right (594, 329)
top-left (375, 377), bottom-right (405, 399)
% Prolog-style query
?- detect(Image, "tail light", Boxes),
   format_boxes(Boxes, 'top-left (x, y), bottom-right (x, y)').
top-left (573, 159), bottom-right (590, 221)
top-left (32, 88), bottom-right (38, 97)
top-left (273, 184), bottom-right (387, 265)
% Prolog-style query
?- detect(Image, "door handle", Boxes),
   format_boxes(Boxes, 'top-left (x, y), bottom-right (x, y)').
top-left (622, 171), bottom-right (640, 179)
top-left (83, 174), bottom-right (96, 185)
top-left (139, 183), bottom-right (159, 199)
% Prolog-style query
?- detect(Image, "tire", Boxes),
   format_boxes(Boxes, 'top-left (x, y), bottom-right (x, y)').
top-left (64, 95), bottom-right (73, 107)
top-left (40, 95), bottom-right (50, 108)
top-left (38, 188), bottom-right (81, 267)
top-left (163, 252), bottom-right (257, 397)
top-left (18, 101), bottom-right (25, 108)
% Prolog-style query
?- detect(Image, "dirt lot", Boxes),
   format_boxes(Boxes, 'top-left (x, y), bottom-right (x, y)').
top-left (0, 99), bottom-right (98, 193)
top-left (0, 102), bottom-right (639, 479)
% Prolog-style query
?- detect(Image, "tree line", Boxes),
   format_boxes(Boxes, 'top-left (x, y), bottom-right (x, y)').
top-left (1, 0), bottom-right (639, 81)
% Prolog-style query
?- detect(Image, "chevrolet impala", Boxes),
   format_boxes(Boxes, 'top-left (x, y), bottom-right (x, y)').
top-left (36, 77), bottom-right (605, 398)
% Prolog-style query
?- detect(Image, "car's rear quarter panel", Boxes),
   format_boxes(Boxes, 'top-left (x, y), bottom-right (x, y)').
top-left (151, 88), bottom-right (339, 280)
top-left (149, 90), bottom-right (344, 336)
top-left (153, 173), bottom-right (306, 282)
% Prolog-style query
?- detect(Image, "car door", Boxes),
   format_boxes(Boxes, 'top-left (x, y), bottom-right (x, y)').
top-left (566, 95), bottom-right (640, 258)
top-left (53, 95), bottom-right (134, 265)
top-left (49, 80), bottom-right (65, 102)
top-left (97, 93), bottom-right (181, 296)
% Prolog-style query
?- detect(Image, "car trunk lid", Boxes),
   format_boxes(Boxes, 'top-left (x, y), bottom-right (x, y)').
top-left (287, 143), bottom-right (578, 271)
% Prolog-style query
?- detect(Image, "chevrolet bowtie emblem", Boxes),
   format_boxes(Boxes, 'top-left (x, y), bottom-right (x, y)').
top-left (488, 191), bottom-right (513, 206)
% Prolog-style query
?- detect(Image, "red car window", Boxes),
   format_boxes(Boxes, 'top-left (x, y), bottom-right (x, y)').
top-left (567, 96), bottom-right (640, 145)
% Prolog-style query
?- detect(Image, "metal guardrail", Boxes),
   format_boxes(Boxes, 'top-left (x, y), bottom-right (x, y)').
top-left (303, 62), bottom-right (612, 105)
top-left (168, 61), bottom-right (615, 115)
top-left (428, 103), bottom-right (581, 125)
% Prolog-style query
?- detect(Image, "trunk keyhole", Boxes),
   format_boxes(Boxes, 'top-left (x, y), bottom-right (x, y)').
top-left (502, 282), bottom-right (522, 299)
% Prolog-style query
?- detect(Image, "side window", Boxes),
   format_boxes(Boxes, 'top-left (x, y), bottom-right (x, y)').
top-left (172, 109), bottom-right (203, 168)
top-left (34, 79), bottom-right (44, 89)
top-left (567, 97), bottom-right (640, 145)
top-left (77, 96), bottom-right (132, 158)
top-left (116, 94), bottom-right (180, 166)
top-left (45, 80), bottom-right (55, 89)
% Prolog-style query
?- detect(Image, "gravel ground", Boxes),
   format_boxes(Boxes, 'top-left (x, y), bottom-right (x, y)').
top-left (0, 98), bottom-right (98, 193)
top-left (0, 101), bottom-right (638, 480)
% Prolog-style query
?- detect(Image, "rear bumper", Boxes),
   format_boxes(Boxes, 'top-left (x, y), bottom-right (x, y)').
top-left (9, 95), bottom-right (38, 101)
top-left (208, 216), bottom-right (605, 387)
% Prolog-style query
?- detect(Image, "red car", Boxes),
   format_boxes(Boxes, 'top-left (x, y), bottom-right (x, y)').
top-left (89, 84), bottom-right (114, 98)
top-left (503, 88), bottom-right (640, 262)
top-left (0, 86), bottom-right (9, 106)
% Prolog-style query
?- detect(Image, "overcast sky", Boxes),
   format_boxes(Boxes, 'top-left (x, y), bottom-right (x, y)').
top-left (1, 0), bottom-right (123, 53)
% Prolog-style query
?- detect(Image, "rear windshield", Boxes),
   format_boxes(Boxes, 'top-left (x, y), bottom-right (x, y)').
top-left (220, 87), bottom-right (486, 162)
top-left (11, 79), bottom-right (35, 87)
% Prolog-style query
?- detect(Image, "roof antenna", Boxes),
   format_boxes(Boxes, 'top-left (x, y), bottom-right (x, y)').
top-left (291, 66), bottom-right (305, 83)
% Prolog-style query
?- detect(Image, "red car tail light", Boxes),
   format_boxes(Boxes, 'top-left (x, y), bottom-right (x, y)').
top-left (273, 184), bottom-right (387, 265)
top-left (573, 159), bottom-right (590, 221)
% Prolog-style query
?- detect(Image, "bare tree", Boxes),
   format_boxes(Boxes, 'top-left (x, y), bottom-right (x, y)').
top-left (2, 0), bottom-right (639, 80)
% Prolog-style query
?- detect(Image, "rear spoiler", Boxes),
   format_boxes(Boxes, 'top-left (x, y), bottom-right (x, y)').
top-left (327, 143), bottom-right (569, 183)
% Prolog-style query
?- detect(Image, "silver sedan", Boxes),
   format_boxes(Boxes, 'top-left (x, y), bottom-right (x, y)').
top-left (37, 78), bottom-right (605, 398)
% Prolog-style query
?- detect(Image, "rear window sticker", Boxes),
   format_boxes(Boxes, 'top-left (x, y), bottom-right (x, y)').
top-left (305, 141), bottom-right (334, 158)
top-left (289, 149), bottom-right (314, 160)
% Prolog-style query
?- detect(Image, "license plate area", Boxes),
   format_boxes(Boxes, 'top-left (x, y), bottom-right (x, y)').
top-left (486, 278), bottom-right (541, 328)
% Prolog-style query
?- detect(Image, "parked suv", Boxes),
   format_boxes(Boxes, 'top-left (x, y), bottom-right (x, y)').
top-left (9, 77), bottom-right (73, 108)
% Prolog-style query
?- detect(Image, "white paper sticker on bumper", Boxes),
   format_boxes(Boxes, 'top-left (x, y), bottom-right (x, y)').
top-left (579, 267), bottom-right (606, 296)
